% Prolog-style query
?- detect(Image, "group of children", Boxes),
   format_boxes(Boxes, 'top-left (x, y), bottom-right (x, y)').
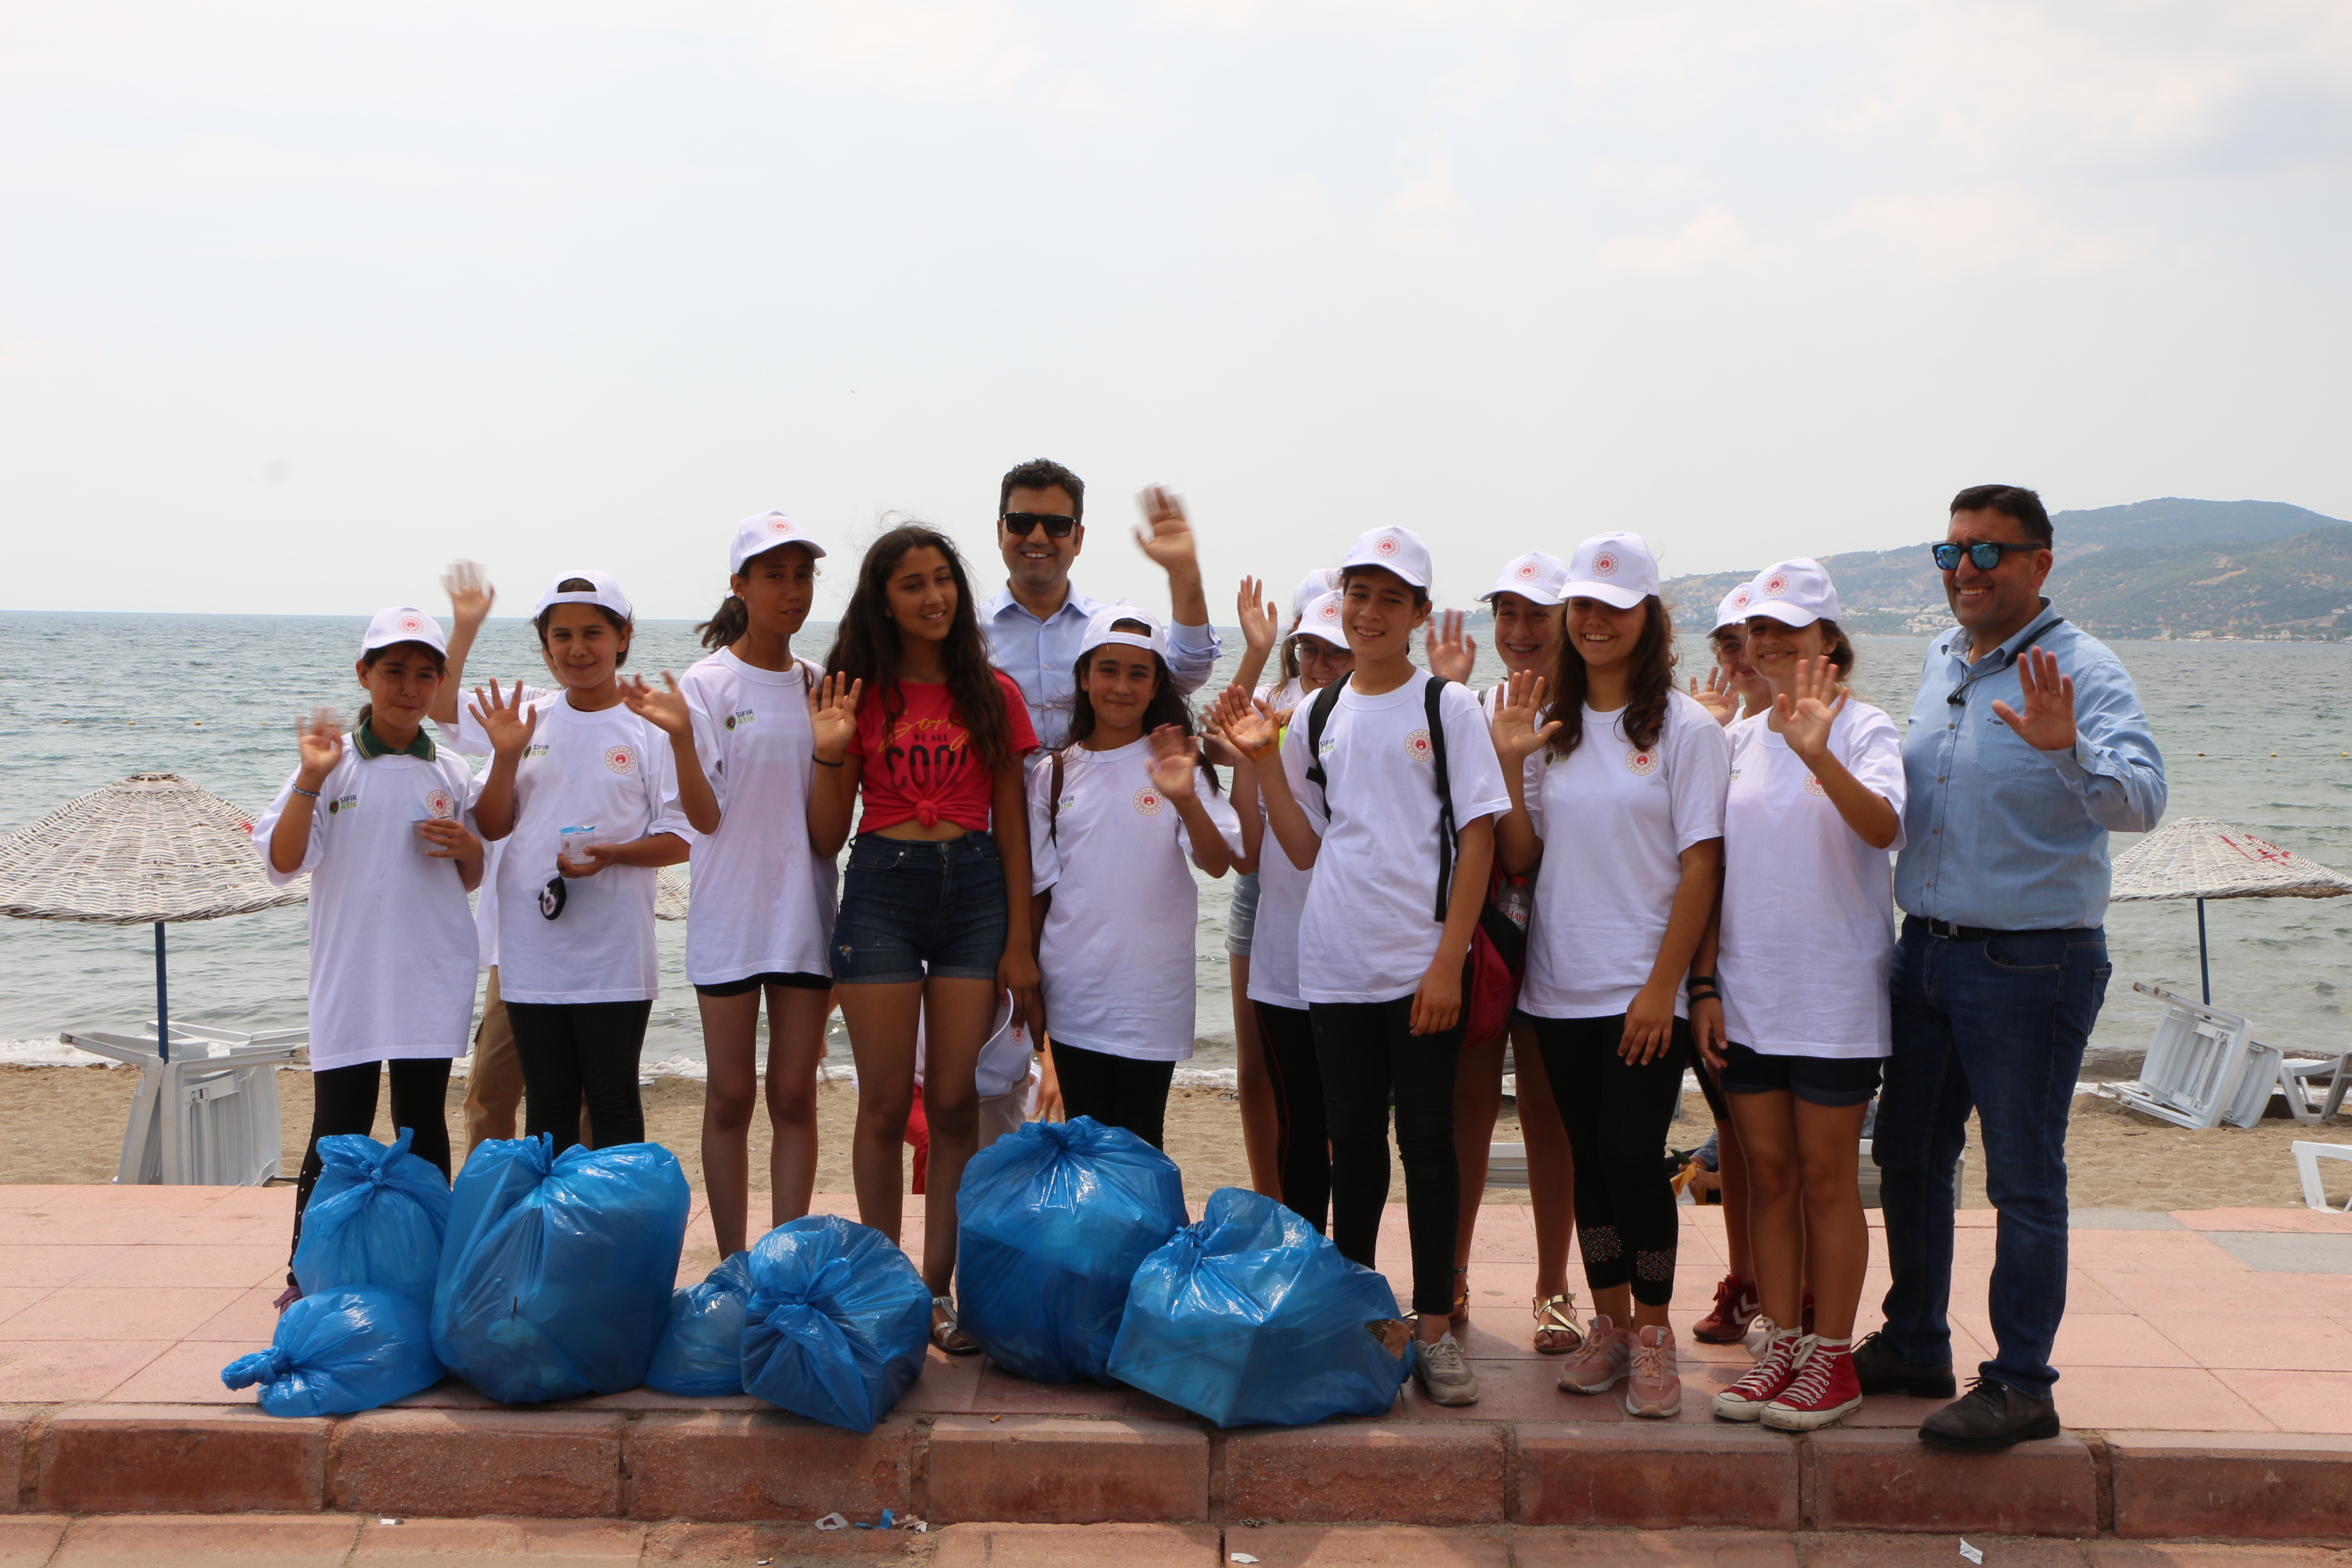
top-left (257, 507), bottom-right (1903, 1431)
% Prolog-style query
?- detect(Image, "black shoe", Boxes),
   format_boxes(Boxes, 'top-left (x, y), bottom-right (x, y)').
top-left (1920, 1377), bottom-right (2062, 1452)
top-left (1851, 1330), bottom-right (1957, 1399)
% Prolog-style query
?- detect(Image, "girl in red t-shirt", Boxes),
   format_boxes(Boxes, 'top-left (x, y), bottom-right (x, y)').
top-left (807, 524), bottom-right (1041, 1355)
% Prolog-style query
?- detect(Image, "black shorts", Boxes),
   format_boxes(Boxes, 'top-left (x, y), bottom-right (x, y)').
top-left (1719, 1042), bottom-right (1883, 1108)
top-left (693, 971), bottom-right (833, 999)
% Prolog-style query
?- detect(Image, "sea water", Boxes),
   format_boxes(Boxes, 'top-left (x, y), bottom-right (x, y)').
top-left (3, 612), bottom-right (2348, 1081)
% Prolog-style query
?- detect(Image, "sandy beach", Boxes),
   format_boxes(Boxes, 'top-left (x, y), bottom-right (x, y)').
top-left (1, 1063), bottom-right (2332, 1223)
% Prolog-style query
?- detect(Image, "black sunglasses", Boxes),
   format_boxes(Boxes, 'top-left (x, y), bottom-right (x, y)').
top-left (1002, 512), bottom-right (1078, 540)
top-left (1931, 540), bottom-right (2040, 571)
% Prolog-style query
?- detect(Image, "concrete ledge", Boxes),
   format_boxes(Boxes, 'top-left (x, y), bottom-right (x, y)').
top-left (1514, 1423), bottom-right (1798, 1530)
top-left (1514, 1529), bottom-right (1803, 1566)
top-left (0, 1409), bottom-right (30, 1514)
top-left (37, 1405), bottom-right (326, 1514)
top-left (931, 1522), bottom-right (1224, 1566)
top-left (329, 1408), bottom-right (624, 1519)
top-left (926, 1416), bottom-right (1208, 1525)
top-left (623, 1410), bottom-right (912, 1524)
top-left (2107, 1430), bottom-right (2352, 1543)
top-left (1225, 1523), bottom-right (1512, 1565)
top-left (1225, 1423), bottom-right (1506, 1526)
top-left (1808, 1429), bottom-right (2097, 1537)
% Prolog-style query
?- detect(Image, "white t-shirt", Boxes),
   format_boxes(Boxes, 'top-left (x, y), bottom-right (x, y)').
top-left (1282, 671), bottom-right (1510, 1007)
top-left (439, 714), bottom-right (504, 973)
top-left (678, 649), bottom-right (837, 985)
top-left (1519, 690), bottom-right (1731, 1021)
top-left (1243, 679), bottom-right (1312, 1012)
top-left (1719, 703), bottom-right (1907, 1058)
top-left (1028, 740), bottom-right (1244, 1062)
top-left (252, 740), bottom-right (480, 1071)
top-left (459, 686), bottom-right (688, 1006)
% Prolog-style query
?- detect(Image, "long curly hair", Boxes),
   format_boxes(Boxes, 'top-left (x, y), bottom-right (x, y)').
top-left (1546, 594), bottom-right (1678, 758)
top-left (822, 524), bottom-right (1016, 770)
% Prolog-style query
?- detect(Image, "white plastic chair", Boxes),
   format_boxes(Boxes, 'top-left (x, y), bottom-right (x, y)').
top-left (63, 1022), bottom-right (306, 1186)
top-left (2116, 983), bottom-right (2259, 1131)
top-left (2262, 1048), bottom-right (2351, 1125)
top-left (2291, 1142), bottom-right (2352, 1213)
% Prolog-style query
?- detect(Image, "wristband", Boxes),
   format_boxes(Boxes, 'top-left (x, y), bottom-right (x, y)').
top-left (813, 755), bottom-right (844, 768)
top-left (1687, 974), bottom-right (1717, 990)
top-left (290, 784), bottom-right (321, 799)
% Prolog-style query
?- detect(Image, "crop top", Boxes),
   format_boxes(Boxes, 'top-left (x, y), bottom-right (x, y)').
top-left (846, 671), bottom-right (1039, 834)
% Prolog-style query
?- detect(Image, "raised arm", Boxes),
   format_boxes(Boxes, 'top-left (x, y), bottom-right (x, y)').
top-left (804, 674), bottom-right (864, 858)
top-left (1489, 670), bottom-right (1558, 876)
top-left (1779, 658), bottom-right (1899, 850)
top-left (1230, 576), bottom-right (1279, 698)
top-left (1996, 645), bottom-right (2166, 834)
top-left (1148, 725), bottom-right (1235, 878)
top-left (465, 679), bottom-right (538, 843)
top-left (1210, 684), bottom-right (1321, 870)
top-left (430, 562), bottom-right (495, 730)
top-left (621, 673), bottom-right (721, 837)
top-left (1136, 486), bottom-right (1219, 690)
top-left (268, 710), bottom-right (343, 875)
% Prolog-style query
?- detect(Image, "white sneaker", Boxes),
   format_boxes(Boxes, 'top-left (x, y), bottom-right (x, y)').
top-left (1414, 1332), bottom-right (1481, 1407)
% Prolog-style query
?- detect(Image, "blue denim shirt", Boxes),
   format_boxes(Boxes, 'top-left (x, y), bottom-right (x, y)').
top-left (981, 585), bottom-right (1221, 750)
top-left (1893, 601), bottom-right (2166, 931)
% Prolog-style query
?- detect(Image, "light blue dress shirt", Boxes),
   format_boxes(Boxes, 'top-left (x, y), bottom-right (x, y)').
top-left (981, 585), bottom-right (1222, 751)
top-left (1893, 600), bottom-right (2166, 931)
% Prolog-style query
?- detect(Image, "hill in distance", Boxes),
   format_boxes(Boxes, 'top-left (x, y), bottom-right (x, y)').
top-left (1658, 498), bottom-right (2352, 641)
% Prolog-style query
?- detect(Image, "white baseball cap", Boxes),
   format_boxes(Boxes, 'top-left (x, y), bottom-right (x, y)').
top-left (1339, 526), bottom-right (1434, 590)
top-left (1480, 551), bottom-right (1571, 607)
top-left (1078, 602), bottom-right (1171, 665)
top-left (1711, 581), bottom-right (1755, 633)
top-left (1744, 558), bottom-right (1840, 629)
top-left (1294, 590), bottom-right (1348, 648)
top-left (360, 607), bottom-right (447, 657)
top-left (533, 569), bottom-right (633, 622)
top-left (729, 511), bottom-right (828, 576)
top-left (1562, 532), bottom-right (1661, 610)
top-left (1290, 567), bottom-right (1343, 625)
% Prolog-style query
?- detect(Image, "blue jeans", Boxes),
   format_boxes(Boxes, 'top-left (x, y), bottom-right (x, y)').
top-left (832, 833), bottom-right (1009, 985)
top-left (1875, 918), bottom-right (2111, 1401)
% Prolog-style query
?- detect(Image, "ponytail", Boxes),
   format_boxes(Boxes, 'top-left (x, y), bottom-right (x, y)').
top-left (697, 594), bottom-right (749, 652)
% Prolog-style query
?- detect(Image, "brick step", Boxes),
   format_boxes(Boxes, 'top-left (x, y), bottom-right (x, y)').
top-left (7, 1406), bottom-right (2351, 1544)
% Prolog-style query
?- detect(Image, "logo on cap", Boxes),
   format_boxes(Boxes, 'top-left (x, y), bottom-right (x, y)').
top-left (1803, 774), bottom-right (1828, 798)
top-left (1133, 785), bottom-right (1165, 817)
top-left (1625, 747), bottom-right (1660, 777)
top-left (767, 517), bottom-right (793, 535)
top-left (1374, 534), bottom-right (1401, 558)
top-left (1513, 560), bottom-right (1539, 581)
top-left (1592, 549), bottom-right (1621, 578)
top-left (1731, 587), bottom-right (1750, 609)
top-left (397, 614), bottom-right (424, 634)
top-left (604, 745), bottom-right (637, 775)
top-left (1764, 571), bottom-right (1791, 598)
top-left (424, 789), bottom-right (454, 819)
top-left (1314, 600), bottom-right (1340, 623)
top-left (1405, 728), bottom-right (1433, 763)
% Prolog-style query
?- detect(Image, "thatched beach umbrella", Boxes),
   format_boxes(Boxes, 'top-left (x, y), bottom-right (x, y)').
top-left (655, 864), bottom-right (689, 922)
top-left (2109, 816), bottom-right (2352, 1004)
top-left (0, 774), bottom-right (306, 1062)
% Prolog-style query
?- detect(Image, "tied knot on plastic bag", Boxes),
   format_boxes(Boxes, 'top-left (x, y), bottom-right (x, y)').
top-left (771, 1254), bottom-right (853, 1313)
top-left (220, 1346), bottom-right (294, 1390)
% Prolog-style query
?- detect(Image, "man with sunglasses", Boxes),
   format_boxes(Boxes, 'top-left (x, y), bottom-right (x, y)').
top-left (981, 456), bottom-right (1220, 749)
top-left (1858, 483), bottom-right (2165, 1451)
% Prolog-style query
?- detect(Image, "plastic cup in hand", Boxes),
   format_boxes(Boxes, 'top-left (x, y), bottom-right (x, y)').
top-left (559, 825), bottom-right (605, 868)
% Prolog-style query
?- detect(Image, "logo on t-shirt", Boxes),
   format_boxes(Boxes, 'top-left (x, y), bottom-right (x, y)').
top-left (327, 793), bottom-right (358, 814)
top-left (1133, 785), bottom-right (1166, 817)
top-left (1625, 747), bottom-right (1660, 777)
top-left (1763, 571), bottom-right (1791, 598)
top-left (1803, 774), bottom-right (1828, 797)
top-left (724, 709), bottom-right (755, 731)
top-left (422, 789), bottom-right (455, 819)
top-left (1592, 548), bottom-right (1621, 578)
top-left (524, 743), bottom-right (550, 760)
top-left (604, 745), bottom-right (637, 775)
top-left (1404, 728), bottom-right (1433, 763)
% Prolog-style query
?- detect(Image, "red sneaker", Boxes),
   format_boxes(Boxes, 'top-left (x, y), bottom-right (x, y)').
top-left (1691, 1274), bottom-right (1759, 1344)
top-left (1710, 1321), bottom-right (1803, 1422)
top-left (1762, 1338), bottom-right (1863, 1431)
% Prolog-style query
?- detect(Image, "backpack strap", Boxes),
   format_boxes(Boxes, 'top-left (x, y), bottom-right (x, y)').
top-left (1300, 673), bottom-right (1352, 812)
top-left (1423, 675), bottom-right (1458, 924)
top-left (1047, 749), bottom-right (1067, 845)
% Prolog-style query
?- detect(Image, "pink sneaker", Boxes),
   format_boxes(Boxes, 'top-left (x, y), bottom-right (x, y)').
top-left (1690, 1274), bottom-right (1759, 1344)
top-left (1623, 1324), bottom-right (1682, 1419)
top-left (1763, 1337), bottom-right (1864, 1431)
top-left (1556, 1315), bottom-right (1632, 1394)
top-left (1711, 1322), bottom-right (1805, 1422)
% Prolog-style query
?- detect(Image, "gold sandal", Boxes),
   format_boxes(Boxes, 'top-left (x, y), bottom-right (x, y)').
top-left (931, 1295), bottom-right (980, 1357)
top-left (1533, 1292), bottom-right (1583, 1355)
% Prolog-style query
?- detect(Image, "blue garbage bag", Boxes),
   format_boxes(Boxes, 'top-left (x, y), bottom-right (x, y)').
top-left (291, 1127), bottom-right (451, 1311)
top-left (430, 1136), bottom-right (691, 1405)
top-left (645, 1252), bottom-right (756, 1397)
top-left (739, 1214), bottom-right (931, 1432)
top-left (955, 1116), bottom-right (1188, 1384)
top-left (221, 1287), bottom-right (442, 1417)
top-left (1107, 1186), bottom-right (1412, 1427)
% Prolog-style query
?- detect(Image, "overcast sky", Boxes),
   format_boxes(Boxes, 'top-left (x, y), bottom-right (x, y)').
top-left (5, 1), bottom-right (2348, 622)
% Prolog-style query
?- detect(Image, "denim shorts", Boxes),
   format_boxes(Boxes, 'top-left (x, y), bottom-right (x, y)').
top-left (1224, 870), bottom-right (1261, 958)
top-left (833, 833), bottom-right (1009, 985)
top-left (1720, 1041), bottom-right (1884, 1107)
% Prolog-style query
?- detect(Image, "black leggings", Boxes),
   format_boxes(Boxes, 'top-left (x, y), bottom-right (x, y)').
top-left (1052, 1040), bottom-right (1176, 1149)
top-left (505, 999), bottom-right (654, 1154)
top-left (1535, 1013), bottom-right (1691, 1307)
top-left (1308, 996), bottom-right (1464, 1318)
top-left (289, 1058), bottom-right (453, 1270)
top-left (1253, 1001), bottom-right (1330, 1233)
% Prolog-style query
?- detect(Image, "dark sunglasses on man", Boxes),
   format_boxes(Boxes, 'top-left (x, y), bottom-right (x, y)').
top-left (1931, 540), bottom-right (2041, 572)
top-left (1001, 512), bottom-right (1078, 540)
